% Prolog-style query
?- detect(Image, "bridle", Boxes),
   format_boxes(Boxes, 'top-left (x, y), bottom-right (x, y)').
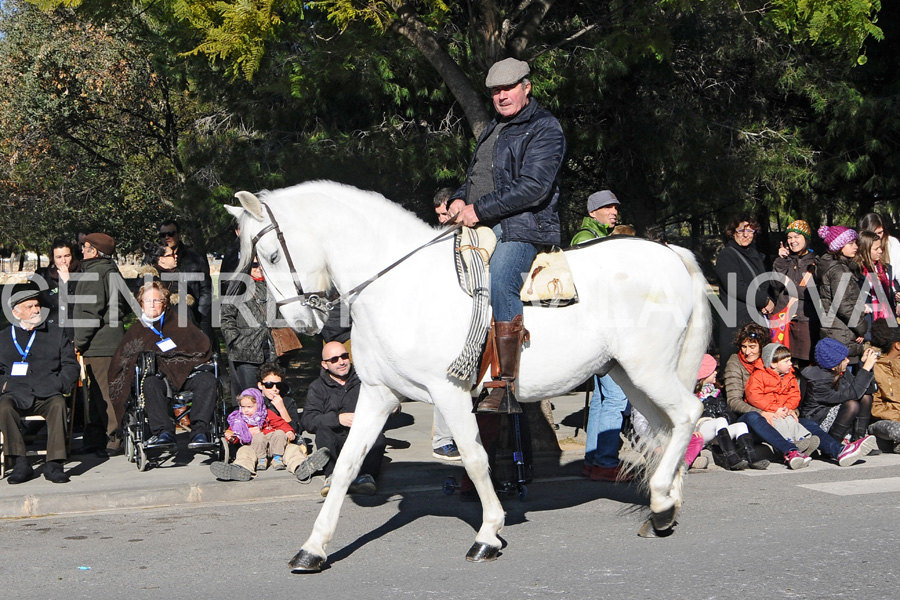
top-left (249, 201), bottom-right (461, 313)
top-left (250, 203), bottom-right (337, 313)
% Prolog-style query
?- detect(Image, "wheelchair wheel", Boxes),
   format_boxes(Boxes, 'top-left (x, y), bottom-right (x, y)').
top-left (124, 428), bottom-right (135, 464)
top-left (220, 438), bottom-right (230, 463)
top-left (135, 444), bottom-right (149, 472)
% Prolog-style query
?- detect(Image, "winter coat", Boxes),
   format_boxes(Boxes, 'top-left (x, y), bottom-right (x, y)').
top-left (815, 252), bottom-right (867, 360)
top-left (0, 319), bottom-right (79, 410)
top-left (871, 356), bottom-right (900, 421)
top-left (225, 410), bottom-right (293, 445)
top-left (34, 260), bottom-right (83, 341)
top-left (723, 352), bottom-right (765, 415)
top-left (570, 217), bottom-right (613, 246)
top-left (452, 99), bottom-right (566, 246)
top-left (714, 240), bottom-right (771, 365)
top-left (172, 243), bottom-right (213, 339)
top-left (799, 364), bottom-right (875, 424)
top-left (300, 367), bottom-right (361, 434)
top-left (771, 249), bottom-right (816, 322)
top-left (745, 367), bottom-right (801, 413)
top-left (73, 256), bottom-right (127, 357)
top-left (107, 308), bottom-right (213, 415)
top-left (220, 279), bottom-right (276, 364)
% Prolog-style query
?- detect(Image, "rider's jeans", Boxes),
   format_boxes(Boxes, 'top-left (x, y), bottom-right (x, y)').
top-left (489, 224), bottom-right (537, 322)
top-left (585, 374), bottom-right (629, 468)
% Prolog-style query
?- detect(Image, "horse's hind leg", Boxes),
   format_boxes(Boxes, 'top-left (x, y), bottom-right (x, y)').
top-left (433, 390), bottom-right (505, 561)
top-left (612, 367), bottom-right (701, 535)
top-left (290, 384), bottom-right (398, 573)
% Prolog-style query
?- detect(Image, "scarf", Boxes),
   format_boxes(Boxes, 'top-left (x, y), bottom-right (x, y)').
top-left (226, 388), bottom-right (269, 444)
top-left (862, 263), bottom-right (893, 320)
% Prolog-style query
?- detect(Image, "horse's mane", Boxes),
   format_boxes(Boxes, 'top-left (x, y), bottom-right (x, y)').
top-left (233, 180), bottom-right (435, 280)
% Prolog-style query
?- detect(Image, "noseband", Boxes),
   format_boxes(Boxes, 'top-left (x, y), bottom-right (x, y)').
top-left (250, 203), bottom-right (336, 313)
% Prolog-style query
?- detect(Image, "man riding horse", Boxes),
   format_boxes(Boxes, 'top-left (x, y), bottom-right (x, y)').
top-left (448, 57), bottom-right (567, 414)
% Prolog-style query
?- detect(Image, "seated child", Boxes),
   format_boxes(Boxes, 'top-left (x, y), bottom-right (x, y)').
top-left (694, 354), bottom-right (769, 470)
top-left (745, 343), bottom-right (814, 448)
top-left (210, 388), bottom-right (329, 482)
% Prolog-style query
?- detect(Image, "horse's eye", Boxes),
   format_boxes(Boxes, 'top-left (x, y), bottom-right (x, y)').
top-left (270, 250), bottom-right (280, 263)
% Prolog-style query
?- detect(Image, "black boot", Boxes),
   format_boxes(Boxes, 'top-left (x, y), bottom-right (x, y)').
top-left (474, 316), bottom-right (525, 414)
top-left (43, 460), bottom-right (70, 484)
top-left (7, 456), bottom-right (35, 484)
top-left (869, 420), bottom-right (900, 453)
top-left (854, 416), bottom-right (879, 454)
top-left (829, 423), bottom-right (851, 445)
top-left (715, 429), bottom-right (748, 471)
top-left (736, 434), bottom-right (769, 470)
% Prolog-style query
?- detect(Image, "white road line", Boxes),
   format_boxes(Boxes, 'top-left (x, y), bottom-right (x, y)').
top-left (799, 476), bottom-right (900, 496)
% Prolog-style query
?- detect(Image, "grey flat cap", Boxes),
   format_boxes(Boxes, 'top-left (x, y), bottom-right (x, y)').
top-left (485, 58), bottom-right (530, 88)
top-left (587, 190), bottom-right (620, 212)
top-left (7, 285), bottom-right (42, 310)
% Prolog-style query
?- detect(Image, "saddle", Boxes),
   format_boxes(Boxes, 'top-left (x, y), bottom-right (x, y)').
top-left (453, 228), bottom-right (578, 306)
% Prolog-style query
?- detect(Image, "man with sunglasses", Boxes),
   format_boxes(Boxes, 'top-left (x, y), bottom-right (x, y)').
top-left (300, 341), bottom-right (386, 496)
top-left (157, 219), bottom-right (213, 341)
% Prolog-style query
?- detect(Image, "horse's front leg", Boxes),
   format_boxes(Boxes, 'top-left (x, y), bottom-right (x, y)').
top-left (290, 384), bottom-right (398, 573)
top-left (433, 389), bottom-right (505, 561)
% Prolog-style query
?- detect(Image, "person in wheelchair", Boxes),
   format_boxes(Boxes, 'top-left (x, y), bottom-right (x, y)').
top-left (108, 281), bottom-right (218, 451)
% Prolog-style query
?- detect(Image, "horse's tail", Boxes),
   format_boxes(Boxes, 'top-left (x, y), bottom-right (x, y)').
top-left (668, 245), bottom-right (713, 390)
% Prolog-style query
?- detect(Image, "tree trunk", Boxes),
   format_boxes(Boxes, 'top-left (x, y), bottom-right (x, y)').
top-left (390, 5), bottom-right (491, 136)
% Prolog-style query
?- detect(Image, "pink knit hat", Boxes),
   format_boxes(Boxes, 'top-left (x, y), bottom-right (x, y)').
top-left (697, 354), bottom-right (717, 381)
top-left (818, 225), bottom-right (858, 253)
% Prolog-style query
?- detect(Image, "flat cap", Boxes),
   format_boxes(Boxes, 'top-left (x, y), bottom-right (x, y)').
top-left (485, 58), bottom-right (530, 88)
top-left (85, 232), bottom-right (115, 256)
top-left (7, 283), bottom-right (42, 310)
top-left (587, 190), bottom-right (620, 212)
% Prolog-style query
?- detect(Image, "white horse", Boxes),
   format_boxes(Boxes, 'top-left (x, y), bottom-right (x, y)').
top-left (224, 180), bottom-right (711, 572)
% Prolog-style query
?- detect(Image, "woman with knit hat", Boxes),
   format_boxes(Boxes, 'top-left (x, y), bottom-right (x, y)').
top-left (714, 213), bottom-right (775, 366)
top-left (815, 225), bottom-right (867, 363)
top-left (771, 219), bottom-right (817, 366)
top-left (799, 338), bottom-right (878, 464)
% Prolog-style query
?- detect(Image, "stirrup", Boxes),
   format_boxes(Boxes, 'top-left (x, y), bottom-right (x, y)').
top-left (473, 382), bottom-right (523, 414)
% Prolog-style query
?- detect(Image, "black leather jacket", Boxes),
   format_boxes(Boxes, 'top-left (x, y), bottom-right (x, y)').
top-left (452, 99), bottom-right (566, 246)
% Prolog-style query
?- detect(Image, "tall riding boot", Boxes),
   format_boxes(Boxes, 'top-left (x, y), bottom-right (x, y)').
top-left (474, 316), bottom-right (525, 414)
top-left (736, 433), bottom-right (770, 470)
top-left (715, 429), bottom-right (748, 471)
top-left (828, 423), bottom-right (851, 445)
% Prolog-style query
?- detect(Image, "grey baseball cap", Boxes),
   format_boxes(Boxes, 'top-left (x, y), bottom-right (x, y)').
top-left (485, 58), bottom-right (530, 88)
top-left (587, 190), bottom-right (620, 212)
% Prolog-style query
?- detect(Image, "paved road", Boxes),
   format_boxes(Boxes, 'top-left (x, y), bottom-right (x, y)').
top-left (3, 453), bottom-right (900, 599)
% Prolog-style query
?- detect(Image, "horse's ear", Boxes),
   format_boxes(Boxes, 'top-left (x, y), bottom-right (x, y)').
top-left (224, 204), bottom-right (244, 220)
top-left (234, 191), bottom-right (264, 221)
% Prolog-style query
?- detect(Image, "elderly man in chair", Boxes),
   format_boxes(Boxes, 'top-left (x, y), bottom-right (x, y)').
top-left (0, 285), bottom-right (79, 484)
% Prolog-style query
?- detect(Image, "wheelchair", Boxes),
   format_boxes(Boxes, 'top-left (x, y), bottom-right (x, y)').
top-left (122, 351), bottom-right (230, 471)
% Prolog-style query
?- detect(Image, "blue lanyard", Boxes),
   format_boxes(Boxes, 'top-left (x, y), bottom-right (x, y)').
top-left (11, 326), bottom-right (36, 361)
top-left (146, 313), bottom-right (165, 339)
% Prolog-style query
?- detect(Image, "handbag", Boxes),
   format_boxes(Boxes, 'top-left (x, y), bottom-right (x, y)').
top-left (271, 327), bottom-right (302, 357)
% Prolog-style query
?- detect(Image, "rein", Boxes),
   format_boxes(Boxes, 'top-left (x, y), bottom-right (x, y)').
top-left (250, 201), bottom-right (462, 312)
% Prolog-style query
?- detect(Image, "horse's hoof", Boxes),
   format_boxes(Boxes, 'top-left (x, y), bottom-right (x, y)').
top-left (651, 506), bottom-right (678, 531)
top-left (465, 541), bottom-right (501, 562)
top-left (638, 517), bottom-right (677, 538)
top-left (289, 549), bottom-right (326, 573)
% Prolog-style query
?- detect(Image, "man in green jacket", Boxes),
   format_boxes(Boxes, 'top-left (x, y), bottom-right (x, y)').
top-left (570, 189), bottom-right (619, 245)
top-left (73, 233), bottom-right (127, 457)
top-left (570, 190), bottom-right (632, 482)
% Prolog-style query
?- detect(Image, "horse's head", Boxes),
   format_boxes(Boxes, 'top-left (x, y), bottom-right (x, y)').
top-left (225, 190), bottom-right (331, 335)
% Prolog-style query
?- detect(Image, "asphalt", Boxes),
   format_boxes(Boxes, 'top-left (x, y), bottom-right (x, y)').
top-left (0, 392), bottom-right (591, 519)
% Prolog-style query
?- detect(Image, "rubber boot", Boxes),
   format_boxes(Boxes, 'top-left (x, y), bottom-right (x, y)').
top-left (474, 316), bottom-right (525, 414)
top-left (736, 433), bottom-right (770, 470)
top-left (715, 429), bottom-right (748, 470)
